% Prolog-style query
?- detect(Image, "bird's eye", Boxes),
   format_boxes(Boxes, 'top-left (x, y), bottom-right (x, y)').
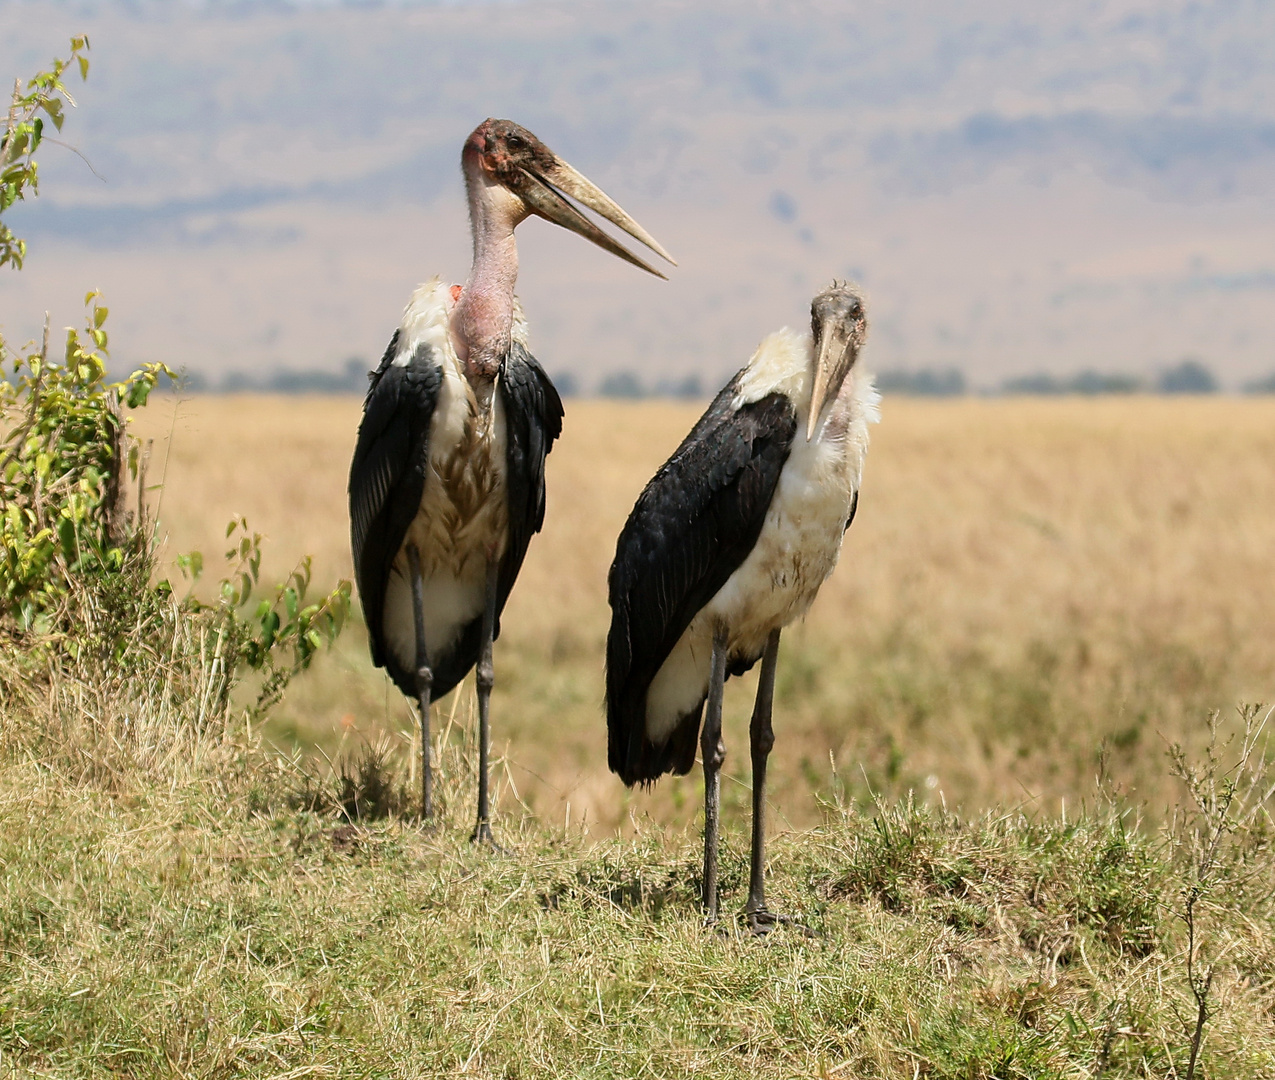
top-left (507, 135), bottom-right (525, 151)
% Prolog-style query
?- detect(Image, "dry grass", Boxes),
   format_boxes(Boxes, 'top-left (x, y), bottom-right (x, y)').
top-left (3, 679), bottom-right (1275, 1077)
top-left (5, 389), bottom-right (1275, 1075)
top-left (129, 394), bottom-right (1275, 831)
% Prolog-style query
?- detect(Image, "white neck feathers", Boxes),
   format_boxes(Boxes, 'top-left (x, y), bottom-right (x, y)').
top-left (731, 325), bottom-right (879, 444)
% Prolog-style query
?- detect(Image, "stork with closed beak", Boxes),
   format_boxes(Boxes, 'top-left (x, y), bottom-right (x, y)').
top-left (350, 119), bottom-right (674, 841)
top-left (606, 283), bottom-right (878, 927)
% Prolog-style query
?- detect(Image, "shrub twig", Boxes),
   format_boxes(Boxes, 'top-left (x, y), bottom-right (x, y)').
top-left (1167, 703), bottom-right (1273, 1079)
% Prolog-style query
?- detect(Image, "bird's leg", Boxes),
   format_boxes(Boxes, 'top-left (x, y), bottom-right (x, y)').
top-left (471, 560), bottom-right (500, 847)
top-left (701, 627), bottom-right (729, 924)
top-left (745, 629), bottom-right (782, 934)
top-left (406, 543), bottom-right (433, 823)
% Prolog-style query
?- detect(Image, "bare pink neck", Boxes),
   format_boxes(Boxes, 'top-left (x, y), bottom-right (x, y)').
top-left (452, 163), bottom-right (524, 385)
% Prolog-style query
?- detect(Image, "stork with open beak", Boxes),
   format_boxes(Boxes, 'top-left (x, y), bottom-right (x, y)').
top-left (606, 283), bottom-right (879, 927)
top-left (350, 119), bottom-right (674, 841)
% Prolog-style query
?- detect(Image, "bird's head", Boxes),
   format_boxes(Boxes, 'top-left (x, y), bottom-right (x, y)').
top-left (462, 118), bottom-right (676, 278)
top-left (807, 282), bottom-right (868, 441)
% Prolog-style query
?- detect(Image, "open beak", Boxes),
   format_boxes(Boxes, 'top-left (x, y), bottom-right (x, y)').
top-left (517, 159), bottom-right (676, 279)
top-left (806, 321), bottom-right (858, 441)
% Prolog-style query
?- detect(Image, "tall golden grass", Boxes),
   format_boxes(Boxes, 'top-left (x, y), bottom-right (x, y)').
top-left (130, 394), bottom-right (1275, 832)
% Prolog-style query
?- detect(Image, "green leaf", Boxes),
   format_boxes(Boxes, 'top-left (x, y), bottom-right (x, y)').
top-left (125, 378), bottom-right (152, 409)
top-left (177, 550), bottom-right (204, 581)
top-left (57, 516), bottom-right (76, 559)
top-left (42, 97), bottom-right (65, 131)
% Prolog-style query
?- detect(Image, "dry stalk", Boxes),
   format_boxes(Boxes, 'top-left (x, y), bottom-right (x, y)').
top-left (1168, 703), bottom-right (1273, 1080)
top-left (102, 392), bottom-right (127, 548)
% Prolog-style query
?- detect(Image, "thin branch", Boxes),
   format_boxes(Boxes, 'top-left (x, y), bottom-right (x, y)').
top-left (1171, 703), bottom-right (1273, 1080)
top-left (40, 136), bottom-right (107, 183)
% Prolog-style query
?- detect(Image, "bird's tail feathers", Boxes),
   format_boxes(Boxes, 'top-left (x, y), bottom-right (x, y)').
top-left (609, 696), bottom-right (701, 787)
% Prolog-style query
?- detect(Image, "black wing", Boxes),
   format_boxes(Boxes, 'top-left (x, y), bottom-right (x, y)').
top-left (348, 331), bottom-right (443, 686)
top-left (496, 342), bottom-right (564, 628)
top-left (427, 342), bottom-right (564, 697)
top-left (605, 378), bottom-right (797, 785)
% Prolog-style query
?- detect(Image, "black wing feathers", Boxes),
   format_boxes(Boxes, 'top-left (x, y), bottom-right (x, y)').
top-left (606, 380), bottom-right (797, 784)
top-left (497, 343), bottom-right (565, 630)
top-left (348, 335), bottom-right (442, 681)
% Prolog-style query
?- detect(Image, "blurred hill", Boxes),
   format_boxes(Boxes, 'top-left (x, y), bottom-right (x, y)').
top-left (1, 0), bottom-right (1273, 390)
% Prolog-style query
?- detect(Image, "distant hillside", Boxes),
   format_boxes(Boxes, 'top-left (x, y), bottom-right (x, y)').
top-left (2, 0), bottom-right (1273, 388)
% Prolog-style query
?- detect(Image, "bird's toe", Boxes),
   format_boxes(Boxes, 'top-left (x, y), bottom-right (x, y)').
top-left (744, 908), bottom-right (812, 938)
top-left (470, 823), bottom-right (508, 854)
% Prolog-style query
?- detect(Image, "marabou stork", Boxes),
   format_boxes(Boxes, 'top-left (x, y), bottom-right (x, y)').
top-left (349, 119), bottom-right (674, 840)
top-left (606, 283), bottom-right (879, 927)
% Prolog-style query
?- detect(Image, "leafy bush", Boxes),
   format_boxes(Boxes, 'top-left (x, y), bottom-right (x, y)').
top-left (0, 293), bottom-right (166, 630)
top-left (173, 517), bottom-right (352, 716)
top-left (0, 36), bottom-right (90, 269)
top-left (0, 40), bottom-right (350, 733)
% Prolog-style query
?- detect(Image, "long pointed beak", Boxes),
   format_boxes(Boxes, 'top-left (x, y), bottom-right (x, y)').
top-left (517, 159), bottom-right (676, 279)
top-left (806, 324), bottom-right (857, 441)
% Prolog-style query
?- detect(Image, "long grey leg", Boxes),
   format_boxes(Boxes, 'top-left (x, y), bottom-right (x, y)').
top-left (471, 560), bottom-right (500, 846)
top-left (701, 627), bottom-right (729, 922)
top-left (406, 544), bottom-right (433, 822)
top-left (746, 629), bottom-right (781, 932)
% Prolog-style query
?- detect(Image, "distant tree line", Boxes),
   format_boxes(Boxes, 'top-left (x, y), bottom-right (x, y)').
top-left (596, 372), bottom-right (704, 399)
top-left (171, 362), bottom-right (702, 399)
top-left (876, 358), bottom-right (1275, 397)
top-left (180, 358), bottom-right (370, 394)
top-left (165, 357), bottom-right (1275, 398)
top-left (876, 368), bottom-right (968, 396)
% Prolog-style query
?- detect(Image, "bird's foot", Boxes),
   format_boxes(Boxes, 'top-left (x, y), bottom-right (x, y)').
top-left (702, 912), bottom-right (731, 936)
top-left (744, 906), bottom-right (810, 938)
top-left (470, 822), bottom-right (506, 854)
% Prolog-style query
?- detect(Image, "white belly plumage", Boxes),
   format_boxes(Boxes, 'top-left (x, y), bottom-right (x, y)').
top-left (643, 433), bottom-right (855, 742)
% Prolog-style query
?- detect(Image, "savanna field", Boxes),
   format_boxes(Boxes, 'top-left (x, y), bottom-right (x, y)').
top-left (135, 395), bottom-right (1275, 825)
top-left (4, 393), bottom-right (1275, 1077)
